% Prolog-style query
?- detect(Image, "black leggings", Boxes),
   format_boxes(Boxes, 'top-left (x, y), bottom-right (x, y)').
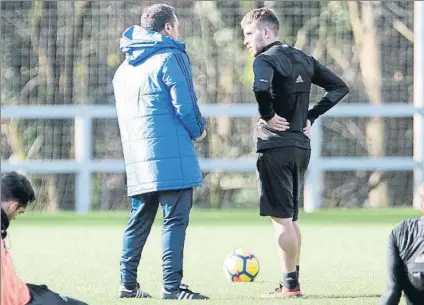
top-left (26, 284), bottom-right (88, 305)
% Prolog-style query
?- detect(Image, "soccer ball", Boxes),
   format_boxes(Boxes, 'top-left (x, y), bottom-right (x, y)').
top-left (223, 249), bottom-right (260, 282)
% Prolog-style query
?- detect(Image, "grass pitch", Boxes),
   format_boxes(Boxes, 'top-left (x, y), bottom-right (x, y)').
top-left (9, 208), bottom-right (419, 305)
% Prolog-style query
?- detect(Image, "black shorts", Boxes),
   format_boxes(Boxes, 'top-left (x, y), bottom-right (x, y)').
top-left (26, 284), bottom-right (88, 305)
top-left (256, 147), bottom-right (311, 221)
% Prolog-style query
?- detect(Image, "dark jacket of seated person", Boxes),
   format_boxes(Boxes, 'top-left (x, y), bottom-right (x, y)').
top-left (380, 184), bottom-right (424, 305)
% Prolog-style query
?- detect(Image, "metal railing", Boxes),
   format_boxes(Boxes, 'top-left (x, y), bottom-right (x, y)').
top-left (1, 103), bottom-right (423, 212)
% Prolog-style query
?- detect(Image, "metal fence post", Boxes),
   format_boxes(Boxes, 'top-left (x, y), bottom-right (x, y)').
top-left (74, 114), bottom-right (92, 213)
top-left (413, 1), bottom-right (424, 210)
top-left (304, 119), bottom-right (323, 212)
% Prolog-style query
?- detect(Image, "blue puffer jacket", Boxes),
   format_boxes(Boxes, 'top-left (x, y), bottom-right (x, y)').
top-left (113, 25), bottom-right (206, 196)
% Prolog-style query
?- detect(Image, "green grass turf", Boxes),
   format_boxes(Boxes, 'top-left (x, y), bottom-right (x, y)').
top-left (8, 209), bottom-right (418, 305)
top-left (15, 207), bottom-right (422, 225)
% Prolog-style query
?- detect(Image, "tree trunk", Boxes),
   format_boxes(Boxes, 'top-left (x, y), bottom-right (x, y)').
top-left (32, 1), bottom-right (60, 211)
top-left (348, 1), bottom-right (388, 207)
top-left (31, 1), bottom-right (91, 211)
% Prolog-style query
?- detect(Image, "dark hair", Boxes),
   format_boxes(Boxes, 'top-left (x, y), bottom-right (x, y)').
top-left (240, 7), bottom-right (280, 34)
top-left (140, 3), bottom-right (176, 33)
top-left (1, 171), bottom-right (36, 208)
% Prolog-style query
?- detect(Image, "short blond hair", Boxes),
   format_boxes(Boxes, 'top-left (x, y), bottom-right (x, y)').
top-left (240, 7), bottom-right (280, 33)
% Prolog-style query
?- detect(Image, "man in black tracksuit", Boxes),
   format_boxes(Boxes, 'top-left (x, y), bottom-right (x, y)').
top-left (240, 8), bottom-right (349, 297)
top-left (380, 183), bottom-right (424, 305)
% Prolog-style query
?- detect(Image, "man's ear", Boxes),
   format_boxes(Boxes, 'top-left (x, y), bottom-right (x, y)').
top-left (9, 201), bottom-right (19, 211)
top-left (164, 23), bottom-right (172, 33)
top-left (263, 27), bottom-right (269, 39)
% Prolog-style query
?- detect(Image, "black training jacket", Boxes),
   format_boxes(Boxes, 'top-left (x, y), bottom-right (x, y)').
top-left (381, 217), bottom-right (424, 305)
top-left (252, 41), bottom-right (349, 152)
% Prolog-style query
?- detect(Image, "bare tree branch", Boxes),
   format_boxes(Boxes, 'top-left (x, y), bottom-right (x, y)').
top-left (392, 19), bottom-right (413, 42)
top-left (20, 76), bottom-right (39, 100)
top-left (384, 2), bottom-right (413, 18)
top-left (325, 40), bottom-right (351, 71)
top-left (294, 16), bottom-right (320, 51)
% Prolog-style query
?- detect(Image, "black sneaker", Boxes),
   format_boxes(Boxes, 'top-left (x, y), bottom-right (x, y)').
top-left (161, 284), bottom-right (209, 300)
top-left (119, 283), bottom-right (152, 298)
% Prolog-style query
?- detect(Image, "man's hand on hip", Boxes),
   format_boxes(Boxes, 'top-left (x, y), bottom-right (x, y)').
top-left (303, 119), bottom-right (311, 138)
top-left (194, 130), bottom-right (207, 142)
top-left (258, 114), bottom-right (289, 131)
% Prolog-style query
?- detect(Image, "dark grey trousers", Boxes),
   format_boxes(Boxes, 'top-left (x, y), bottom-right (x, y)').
top-left (120, 188), bottom-right (193, 290)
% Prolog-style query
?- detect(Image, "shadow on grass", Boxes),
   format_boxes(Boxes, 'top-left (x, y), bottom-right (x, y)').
top-left (302, 293), bottom-right (381, 299)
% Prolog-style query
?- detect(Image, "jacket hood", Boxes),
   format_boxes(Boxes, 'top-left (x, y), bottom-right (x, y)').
top-left (120, 25), bottom-right (186, 66)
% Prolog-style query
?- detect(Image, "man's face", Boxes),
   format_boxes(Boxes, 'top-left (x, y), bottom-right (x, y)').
top-left (3, 201), bottom-right (25, 221)
top-left (243, 22), bottom-right (266, 57)
top-left (164, 15), bottom-right (180, 40)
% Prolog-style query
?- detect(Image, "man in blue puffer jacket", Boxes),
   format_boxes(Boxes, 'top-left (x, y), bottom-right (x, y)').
top-left (112, 3), bottom-right (208, 300)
